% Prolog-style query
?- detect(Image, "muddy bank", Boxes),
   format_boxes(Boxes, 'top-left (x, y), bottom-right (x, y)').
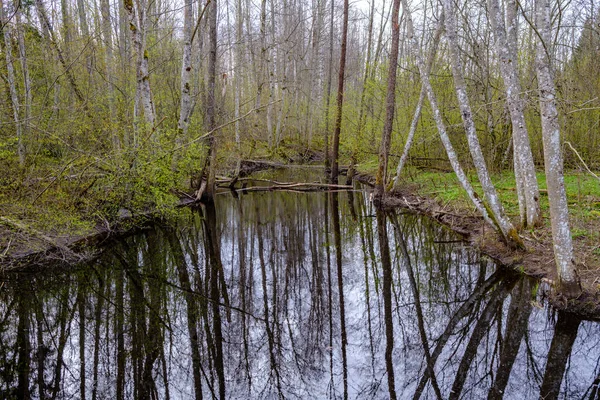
top-left (354, 173), bottom-right (600, 319)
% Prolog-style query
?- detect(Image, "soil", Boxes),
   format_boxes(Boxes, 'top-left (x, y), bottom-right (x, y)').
top-left (355, 172), bottom-right (600, 320)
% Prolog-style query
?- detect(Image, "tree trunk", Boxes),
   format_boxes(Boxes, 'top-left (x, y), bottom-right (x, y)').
top-left (100, 0), bottom-right (118, 150)
top-left (234, 0), bottom-right (243, 175)
top-left (199, 0), bottom-right (218, 202)
top-left (125, 0), bottom-right (156, 130)
top-left (178, 0), bottom-right (194, 136)
top-left (393, 19), bottom-right (443, 189)
top-left (1, 0), bottom-right (25, 166)
top-left (375, 0), bottom-right (401, 198)
top-left (330, 0), bottom-right (349, 183)
top-left (442, 0), bottom-right (522, 248)
top-left (488, 0), bottom-right (541, 227)
top-left (535, 0), bottom-right (581, 296)
top-left (400, 2), bottom-right (495, 230)
top-left (323, 0), bottom-right (335, 173)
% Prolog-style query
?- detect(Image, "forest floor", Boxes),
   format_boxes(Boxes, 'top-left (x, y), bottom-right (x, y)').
top-left (355, 169), bottom-right (600, 318)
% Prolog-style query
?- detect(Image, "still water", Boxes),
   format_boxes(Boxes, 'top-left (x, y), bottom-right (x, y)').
top-left (1, 186), bottom-right (599, 399)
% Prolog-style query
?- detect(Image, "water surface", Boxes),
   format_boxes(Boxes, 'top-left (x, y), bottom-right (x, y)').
top-left (1, 187), bottom-right (599, 399)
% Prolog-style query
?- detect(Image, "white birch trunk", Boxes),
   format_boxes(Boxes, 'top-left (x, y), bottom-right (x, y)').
top-left (100, 0), bottom-right (118, 150)
top-left (1, 0), bottom-right (24, 166)
top-left (393, 20), bottom-right (443, 187)
top-left (125, 0), bottom-right (155, 129)
top-left (488, 0), bottom-right (541, 227)
top-left (535, 0), bottom-right (580, 294)
top-left (442, 0), bottom-right (521, 246)
top-left (16, 7), bottom-right (30, 165)
top-left (400, 1), bottom-right (495, 229)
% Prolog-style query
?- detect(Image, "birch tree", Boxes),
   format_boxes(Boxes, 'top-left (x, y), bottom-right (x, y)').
top-left (1, 0), bottom-right (24, 166)
top-left (535, 0), bottom-right (581, 295)
top-left (488, 0), bottom-right (541, 227)
top-left (393, 20), bottom-right (444, 188)
top-left (15, 8), bottom-right (30, 152)
top-left (442, 0), bottom-right (522, 247)
top-left (124, 0), bottom-right (156, 131)
top-left (399, 2), bottom-right (494, 228)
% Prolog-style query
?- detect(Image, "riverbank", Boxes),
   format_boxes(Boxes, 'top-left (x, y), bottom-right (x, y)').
top-left (2, 163), bottom-right (600, 318)
top-left (354, 171), bottom-right (600, 318)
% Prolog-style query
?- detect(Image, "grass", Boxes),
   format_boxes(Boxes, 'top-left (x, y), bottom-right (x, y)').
top-left (407, 169), bottom-right (600, 223)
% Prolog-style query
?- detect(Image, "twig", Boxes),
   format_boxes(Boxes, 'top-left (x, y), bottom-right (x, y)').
top-left (564, 141), bottom-right (600, 182)
top-left (2, 238), bottom-right (12, 257)
top-left (31, 156), bottom-right (82, 204)
top-left (190, 0), bottom-right (211, 44)
top-left (166, 99), bottom-right (281, 157)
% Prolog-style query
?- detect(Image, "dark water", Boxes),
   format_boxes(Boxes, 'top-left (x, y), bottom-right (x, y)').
top-left (1, 186), bottom-right (599, 399)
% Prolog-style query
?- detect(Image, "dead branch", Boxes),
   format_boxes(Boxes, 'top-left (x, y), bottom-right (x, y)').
top-left (565, 141), bottom-right (600, 182)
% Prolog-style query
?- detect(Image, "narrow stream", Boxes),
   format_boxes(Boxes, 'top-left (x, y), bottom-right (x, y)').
top-left (1, 185), bottom-right (599, 399)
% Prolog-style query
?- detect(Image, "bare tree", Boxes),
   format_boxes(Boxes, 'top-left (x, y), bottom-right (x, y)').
top-left (125, 0), bottom-right (156, 130)
top-left (375, 0), bottom-right (401, 197)
top-left (442, 0), bottom-right (522, 248)
top-left (488, 0), bottom-right (541, 227)
top-left (178, 0), bottom-right (194, 136)
top-left (534, 0), bottom-right (580, 296)
top-left (393, 20), bottom-right (444, 188)
top-left (400, 2), bottom-right (496, 230)
top-left (198, 0), bottom-right (219, 202)
top-left (100, 0), bottom-right (118, 150)
top-left (330, 0), bottom-right (349, 182)
top-left (1, 0), bottom-right (25, 166)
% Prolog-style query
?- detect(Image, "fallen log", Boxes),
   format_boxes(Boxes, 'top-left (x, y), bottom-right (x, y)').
top-left (220, 181), bottom-right (353, 193)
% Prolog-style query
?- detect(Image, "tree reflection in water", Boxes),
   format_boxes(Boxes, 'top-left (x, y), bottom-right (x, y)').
top-left (1, 189), bottom-right (599, 399)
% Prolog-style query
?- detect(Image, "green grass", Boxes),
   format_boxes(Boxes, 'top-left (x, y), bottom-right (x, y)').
top-left (407, 169), bottom-right (600, 225)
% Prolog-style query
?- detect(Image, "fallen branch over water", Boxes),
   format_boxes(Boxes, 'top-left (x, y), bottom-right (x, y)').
top-left (218, 180), bottom-right (353, 192)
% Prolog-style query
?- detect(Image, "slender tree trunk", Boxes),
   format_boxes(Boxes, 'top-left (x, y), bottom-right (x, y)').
top-left (16, 286), bottom-right (32, 400)
top-left (376, 210), bottom-right (397, 400)
top-left (323, 0), bottom-right (334, 173)
top-left (400, 2), bottom-right (495, 229)
top-left (77, 280), bottom-right (87, 400)
top-left (331, 192), bottom-right (348, 399)
top-left (393, 21), bottom-right (443, 188)
top-left (233, 0), bottom-right (243, 175)
top-left (442, 0), bottom-right (522, 248)
top-left (535, 0), bottom-right (581, 296)
top-left (100, 0), bottom-right (118, 150)
top-left (375, 0), bottom-right (401, 197)
top-left (16, 6), bottom-right (30, 164)
top-left (1, 0), bottom-right (25, 166)
top-left (178, 0), bottom-right (194, 137)
top-left (167, 231), bottom-right (204, 400)
top-left (125, 0), bottom-right (155, 129)
top-left (330, 0), bottom-right (349, 183)
top-left (35, 0), bottom-right (86, 106)
top-left (488, 0), bottom-right (541, 227)
top-left (199, 0), bottom-right (218, 202)
top-left (539, 312), bottom-right (581, 400)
